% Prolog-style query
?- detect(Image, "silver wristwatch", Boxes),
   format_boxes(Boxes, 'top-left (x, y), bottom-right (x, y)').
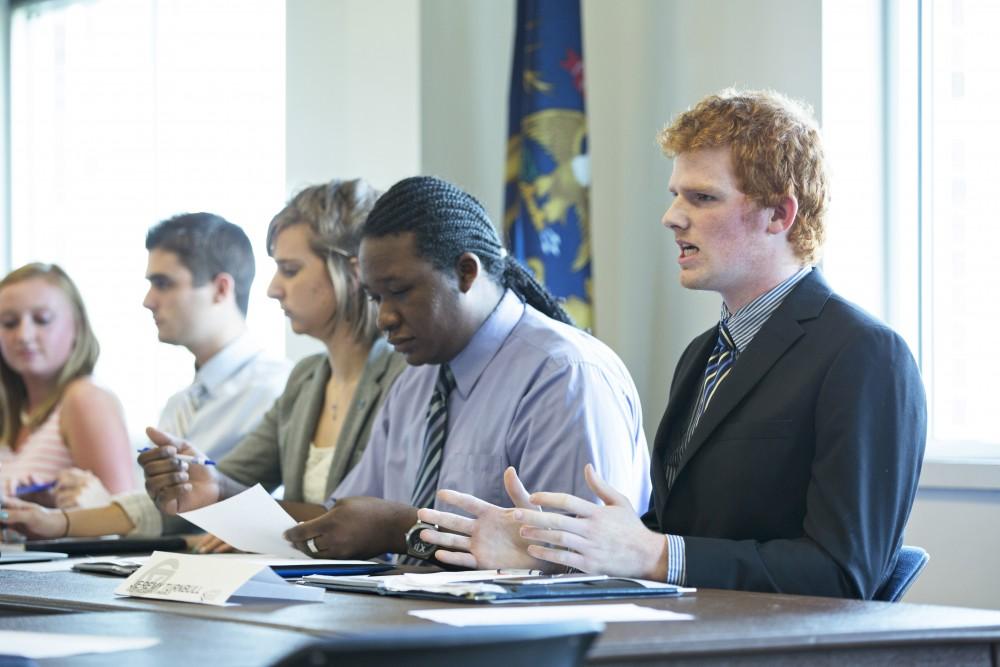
top-left (404, 521), bottom-right (438, 560)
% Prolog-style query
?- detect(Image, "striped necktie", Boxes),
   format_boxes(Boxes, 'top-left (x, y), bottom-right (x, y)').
top-left (664, 322), bottom-right (736, 491)
top-left (698, 323), bottom-right (736, 418)
top-left (409, 364), bottom-right (457, 511)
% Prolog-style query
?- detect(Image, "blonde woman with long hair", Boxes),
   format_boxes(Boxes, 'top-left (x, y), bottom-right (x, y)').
top-left (0, 263), bottom-right (132, 508)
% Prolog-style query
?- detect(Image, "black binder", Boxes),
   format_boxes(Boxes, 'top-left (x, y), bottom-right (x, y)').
top-left (24, 535), bottom-right (188, 556)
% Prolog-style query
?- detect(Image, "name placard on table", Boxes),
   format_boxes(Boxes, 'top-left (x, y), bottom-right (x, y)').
top-left (115, 551), bottom-right (325, 606)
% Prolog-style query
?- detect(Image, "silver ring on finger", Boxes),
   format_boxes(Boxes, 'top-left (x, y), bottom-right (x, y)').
top-left (306, 537), bottom-right (319, 554)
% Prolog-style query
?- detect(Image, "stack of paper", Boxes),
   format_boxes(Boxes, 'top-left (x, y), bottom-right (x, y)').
top-left (302, 569), bottom-right (694, 603)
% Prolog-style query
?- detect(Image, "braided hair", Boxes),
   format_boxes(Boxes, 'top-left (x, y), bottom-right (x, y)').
top-left (362, 176), bottom-right (573, 325)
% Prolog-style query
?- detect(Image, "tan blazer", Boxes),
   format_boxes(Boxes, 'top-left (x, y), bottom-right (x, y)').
top-left (217, 337), bottom-right (407, 502)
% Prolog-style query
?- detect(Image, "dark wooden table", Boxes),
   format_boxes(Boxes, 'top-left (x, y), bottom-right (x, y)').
top-left (2, 569), bottom-right (1000, 665)
top-left (0, 610), bottom-right (315, 666)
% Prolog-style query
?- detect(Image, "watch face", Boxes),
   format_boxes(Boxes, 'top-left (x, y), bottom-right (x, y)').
top-left (409, 539), bottom-right (437, 559)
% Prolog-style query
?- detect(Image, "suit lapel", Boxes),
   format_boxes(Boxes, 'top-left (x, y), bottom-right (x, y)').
top-left (324, 339), bottom-right (393, 497)
top-left (651, 328), bottom-right (715, 514)
top-left (671, 271), bottom-right (832, 483)
top-left (654, 330), bottom-right (715, 456)
top-left (285, 358), bottom-right (329, 502)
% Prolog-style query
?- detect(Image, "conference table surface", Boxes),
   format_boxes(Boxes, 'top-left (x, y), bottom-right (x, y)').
top-left (2, 568), bottom-right (1000, 665)
top-left (0, 610), bottom-right (316, 666)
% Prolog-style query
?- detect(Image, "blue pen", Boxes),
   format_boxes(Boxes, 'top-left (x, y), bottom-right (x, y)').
top-left (14, 480), bottom-right (58, 496)
top-left (174, 454), bottom-right (216, 466)
top-left (137, 447), bottom-right (216, 466)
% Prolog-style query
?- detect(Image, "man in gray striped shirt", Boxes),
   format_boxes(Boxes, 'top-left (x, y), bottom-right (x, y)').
top-left (420, 89), bottom-right (927, 600)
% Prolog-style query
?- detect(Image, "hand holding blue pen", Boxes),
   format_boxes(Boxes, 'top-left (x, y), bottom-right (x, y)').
top-left (138, 426), bottom-right (222, 516)
top-left (14, 480), bottom-right (58, 496)
top-left (175, 453), bottom-right (216, 466)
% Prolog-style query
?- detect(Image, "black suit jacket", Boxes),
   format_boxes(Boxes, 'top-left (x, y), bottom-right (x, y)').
top-left (642, 270), bottom-right (926, 598)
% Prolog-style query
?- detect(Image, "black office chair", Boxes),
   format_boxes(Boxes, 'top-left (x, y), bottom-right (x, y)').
top-left (270, 619), bottom-right (603, 667)
top-left (873, 545), bottom-right (929, 602)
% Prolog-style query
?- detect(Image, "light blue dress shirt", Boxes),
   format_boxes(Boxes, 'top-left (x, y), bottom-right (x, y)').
top-left (158, 333), bottom-right (291, 458)
top-left (331, 290), bottom-right (651, 514)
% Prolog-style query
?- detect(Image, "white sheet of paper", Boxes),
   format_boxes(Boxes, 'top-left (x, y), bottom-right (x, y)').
top-left (114, 551), bottom-right (324, 606)
top-left (178, 483), bottom-right (303, 558)
top-left (378, 571), bottom-right (541, 596)
top-left (0, 630), bottom-right (159, 658)
top-left (409, 603), bottom-right (694, 626)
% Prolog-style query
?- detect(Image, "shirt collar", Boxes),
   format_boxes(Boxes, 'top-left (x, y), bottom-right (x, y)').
top-left (720, 266), bottom-right (812, 353)
top-left (447, 290), bottom-right (523, 398)
top-left (193, 332), bottom-right (262, 396)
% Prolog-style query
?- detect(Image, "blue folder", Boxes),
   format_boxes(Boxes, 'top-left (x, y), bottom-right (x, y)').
top-left (270, 562), bottom-right (393, 578)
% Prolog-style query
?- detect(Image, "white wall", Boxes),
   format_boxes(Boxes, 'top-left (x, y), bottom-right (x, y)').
top-left (0, 0), bottom-right (9, 270)
top-left (285, 0), bottom-right (421, 359)
top-left (905, 470), bottom-right (1000, 610)
top-left (419, 0), bottom-right (512, 221)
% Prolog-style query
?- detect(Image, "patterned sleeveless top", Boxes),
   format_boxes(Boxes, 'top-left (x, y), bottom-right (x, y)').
top-left (0, 404), bottom-right (72, 490)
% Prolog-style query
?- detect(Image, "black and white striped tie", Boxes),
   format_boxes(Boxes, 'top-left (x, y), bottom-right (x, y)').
top-left (409, 364), bottom-right (457, 511)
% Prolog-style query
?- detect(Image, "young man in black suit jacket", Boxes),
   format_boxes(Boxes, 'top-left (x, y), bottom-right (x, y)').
top-left (416, 88), bottom-right (927, 599)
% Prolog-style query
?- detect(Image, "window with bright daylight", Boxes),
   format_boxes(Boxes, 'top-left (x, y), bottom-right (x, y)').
top-left (10, 0), bottom-right (286, 442)
top-left (824, 0), bottom-right (999, 462)
top-left (920, 0), bottom-right (1000, 459)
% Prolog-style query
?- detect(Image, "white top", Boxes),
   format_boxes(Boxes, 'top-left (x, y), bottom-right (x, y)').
top-left (113, 334), bottom-right (291, 536)
top-left (301, 443), bottom-right (335, 505)
top-left (0, 405), bottom-right (71, 491)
